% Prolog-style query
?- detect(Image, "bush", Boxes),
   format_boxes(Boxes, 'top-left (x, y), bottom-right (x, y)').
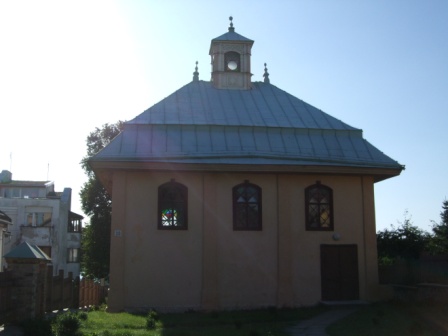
top-left (146, 310), bottom-right (159, 330)
top-left (146, 317), bottom-right (156, 330)
top-left (378, 256), bottom-right (395, 266)
top-left (147, 310), bottom-right (159, 321)
top-left (78, 311), bottom-right (88, 321)
top-left (21, 317), bottom-right (52, 336)
top-left (249, 331), bottom-right (261, 336)
top-left (88, 303), bottom-right (108, 312)
top-left (51, 312), bottom-right (82, 336)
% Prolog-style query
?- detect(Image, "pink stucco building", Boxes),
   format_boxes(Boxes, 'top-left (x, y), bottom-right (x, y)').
top-left (90, 18), bottom-right (403, 312)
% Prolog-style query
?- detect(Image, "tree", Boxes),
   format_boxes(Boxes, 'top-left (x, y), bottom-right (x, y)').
top-left (80, 121), bottom-right (124, 279)
top-left (377, 211), bottom-right (430, 263)
top-left (429, 200), bottom-right (448, 254)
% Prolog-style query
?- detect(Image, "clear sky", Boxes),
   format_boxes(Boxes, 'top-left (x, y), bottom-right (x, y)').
top-left (1, 0), bottom-right (447, 232)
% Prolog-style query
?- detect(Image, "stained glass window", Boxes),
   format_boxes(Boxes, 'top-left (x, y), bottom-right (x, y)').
top-left (161, 209), bottom-right (178, 227)
top-left (305, 183), bottom-right (333, 231)
top-left (158, 180), bottom-right (188, 230)
top-left (233, 181), bottom-right (262, 230)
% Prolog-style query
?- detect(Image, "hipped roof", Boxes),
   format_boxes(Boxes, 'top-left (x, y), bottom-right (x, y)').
top-left (90, 80), bottom-right (403, 181)
top-left (3, 241), bottom-right (51, 261)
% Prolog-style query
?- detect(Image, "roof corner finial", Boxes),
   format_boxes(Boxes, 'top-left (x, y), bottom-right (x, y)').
top-left (263, 63), bottom-right (270, 84)
top-left (228, 16), bottom-right (235, 32)
top-left (193, 61), bottom-right (199, 82)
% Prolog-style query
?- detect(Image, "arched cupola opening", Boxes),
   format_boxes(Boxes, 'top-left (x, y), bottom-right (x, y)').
top-left (224, 51), bottom-right (241, 72)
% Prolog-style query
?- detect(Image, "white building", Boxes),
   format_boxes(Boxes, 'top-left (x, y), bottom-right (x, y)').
top-left (0, 210), bottom-right (12, 271)
top-left (0, 170), bottom-right (83, 276)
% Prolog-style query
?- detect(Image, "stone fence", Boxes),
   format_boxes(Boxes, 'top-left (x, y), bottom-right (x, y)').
top-left (0, 245), bottom-right (107, 325)
top-left (379, 255), bottom-right (448, 303)
top-left (379, 256), bottom-right (448, 286)
top-left (392, 283), bottom-right (448, 303)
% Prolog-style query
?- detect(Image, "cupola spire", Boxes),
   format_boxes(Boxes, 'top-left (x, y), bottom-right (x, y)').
top-left (228, 16), bottom-right (234, 32)
top-left (263, 63), bottom-right (270, 83)
top-left (193, 61), bottom-right (199, 82)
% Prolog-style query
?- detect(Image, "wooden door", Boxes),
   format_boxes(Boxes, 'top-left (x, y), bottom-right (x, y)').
top-left (320, 244), bottom-right (359, 301)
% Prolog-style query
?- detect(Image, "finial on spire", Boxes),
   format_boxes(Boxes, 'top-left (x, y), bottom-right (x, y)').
top-left (193, 61), bottom-right (199, 82)
top-left (228, 16), bottom-right (235, 32)
top-left (263, 63), bottom-right (270, 83)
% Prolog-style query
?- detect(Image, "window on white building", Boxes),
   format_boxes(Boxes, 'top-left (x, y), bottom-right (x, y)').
top-left (67, 248), bottom-right (80, 263)
top-left (26, 212), bottom-right (52, 226)
top-left (68, 214), bottom-right (82, 232)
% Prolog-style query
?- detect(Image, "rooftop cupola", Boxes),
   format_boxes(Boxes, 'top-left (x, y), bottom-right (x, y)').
top-left (209, 17), bottom-right (254, 90)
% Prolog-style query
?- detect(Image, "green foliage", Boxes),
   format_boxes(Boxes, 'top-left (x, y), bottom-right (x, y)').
top-left (80, 121), bottom-right (124, 177)
top-left (147, 310), bottom-right (159, 321)
top-left (145, 317), bottom-right (156, 330)
top-left (80, 121), bottom-right (123, 279)
top-left (249, 331), bottom-right (261, 336)
top-left (377, 211), bottom-right (430, 260)
top-left (80, 307), bottom-right (326, 336)
top-left (377, 256), bottom-right (395, 266)
top-left (429, 199), bottom-right (448, 254)
top-left (378, 202), bottom-right (448, 261)
top-left (78, 311), bottom-right (89, 321)
top-left (21, 317), bottom-right (52, 336)
top-left (89, 303), bottom-right (108, 312)
top-left (145, 310), bottom-right (160, 329)
top-left (51, 312), bottom-right (82, 336)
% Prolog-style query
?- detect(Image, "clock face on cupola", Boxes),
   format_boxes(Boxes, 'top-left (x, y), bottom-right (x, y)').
top-left (209, 17), bottom-right (254, 90)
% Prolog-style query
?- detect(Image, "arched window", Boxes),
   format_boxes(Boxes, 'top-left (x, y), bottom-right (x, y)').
top-left (305, 182), bottom-right (333, 231)
top-left (224, 51), bottom-right (240, 72)
top-left (233, 181), bottom-right (262, 230)
top-left (158, 180), bottom-right (188, 230)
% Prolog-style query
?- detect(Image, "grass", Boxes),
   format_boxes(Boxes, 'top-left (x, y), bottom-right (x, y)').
top-left (326, 302), bottom-right (448, 336)
top-left (40, 301), bottom-right (448, 335)
top-left (79, 306), bottom-right (327, 336)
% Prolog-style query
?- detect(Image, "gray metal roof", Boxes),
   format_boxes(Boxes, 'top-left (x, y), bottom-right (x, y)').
top-left (0, 210), bottom-right (11, 223)
top-left (212, 30), bottom-right (254, 43)
top-left (3, 241), bottom-right (51, 261)
top-left (128, 81), bottom-right (355, 130)
top-left (92, 81), bottom-right (402, 171)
